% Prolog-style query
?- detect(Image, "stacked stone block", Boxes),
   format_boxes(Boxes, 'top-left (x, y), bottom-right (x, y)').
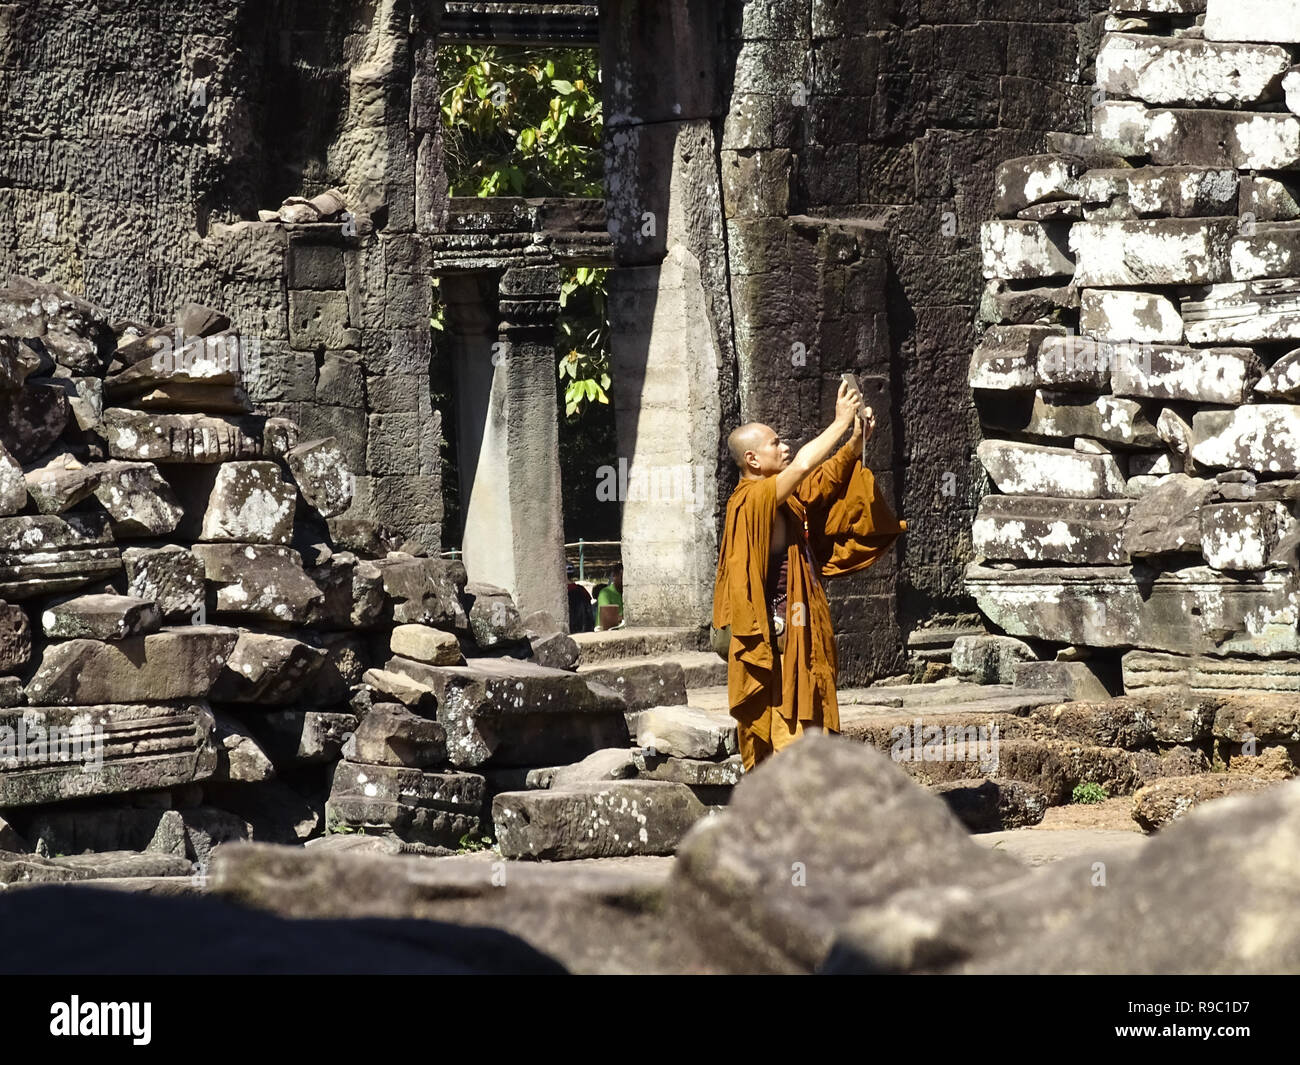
top-left (968, 0), bottom-right (1300, 696)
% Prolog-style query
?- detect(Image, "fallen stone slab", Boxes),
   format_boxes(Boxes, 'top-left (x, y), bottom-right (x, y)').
top-left (285, 437), bottom-right (354, 518)
top-left (993, 155), bottom-right (1083, 216)
top-left (578, 660), bottom-right (690, 711)
top-left (530, 630), bottom-right (580, 670)
top-left (1110, 343), bottom-right (1260, 403)
top-left (526, 748), bottom-right (638, 789)
top-left (41, 593), bottom-right (161, 641)
top-left (973, 494), bottom-right (1130, 565)
top-left (0, 513), bottom-right (122, 602)
top-left (1205, 690), bottom-right (1300, 743)
top-left (1035, 336), bottom-right (1123, 391)
top-left (199, 462), bottom-right (296, 545)
top-left (383, 656), bottom-right (630, 768)
top-left (191, 543), bottom-right (324, 624)
top-left (1013, 660), bottom-right (1116, 701)
top-left (209, 632), bottom-right (328, 706)
top-left (494, 780), bottom-right (711, 860)
top-left (966, 562), bottom-right (1300, 656)
top-left (1230, 222), bottom-right (1300, 281)
top-left (0, 851), bottom-right (194, 885)
top-left (1200, 500), bottom-right (1294, 570)
top-left (464, 582), bottom-right (529, 650)
top-left (22, 452), bottom-right (100, 514)
top-left (1148, 108), bottom-right (1300, 170)
top-left (306, 553), bottom-right (387, 630)
top-left (327, 760), bottom-right (486, 847)
top-left (0, 441), bottom-right (23, 518)
top-left (1204, 0), bottom-right (1300, 43)
top-left (26, 804), bottom-right (251, 866)
top-left (950, 635), bottom-right (1037, 685)
top-left (931, 778), bottom-right (1048, 833)
top-left (122, 545), bottom-right (204, 623)
top-left (1123, 649), bottom-right (1300, 696)
top-left (361, 668), bottom-right (440, 714)
top-left (372, 554), bottom-right (468, 630)
top-left (1122, 472), bottom-right (1213, 556)
top-left (1097, 33), bottom-right (1291, 106)
top-left (103, 409), bottom-right (298, 464)
top-left (1080, 288), bottom-right (1183, 343)
top-left (988, 390), bottom-right (1160, 448)
top-left (664, 735), bottom-right (1025, 972)
top-left (211, 712), bottom-right (276, 782)
top-left (978, 279), bottom-right (1079, 326)
top-left (1192, 404), bottom-right (1300, 472)
top-left (1078, 166), bottom-right (1238, 218)
top-left (967, 324), bottom-right (1068, 390)
top-left (1132, 773), bottom-right (1280, 831)
top-left (341, 702), bottom-right (447, 768)
top-left (89, 461), bottom-right (185, 537)
top-left (630, 704), bottom-right (737, 760)
top-left (1254, 346), bottom-right (1300, 398)
top-left (1241, 173), bottom-right (1300, 222)
top-left (976, 440), bottom-right (1127, 498)
top-left (1071, 217), bottom-right (1235, 287)
top-left (633, 750), bottom-right (745, 787)
top-left (0, 702), bottom-right (218, 806)
top-left (0, 278), bottom-right (112, 375)
top-left (1184, 279), bottom-right (1300, 344)
top-left (980, 220), bottom-right (1074, 280)
top-left (25, 627), bottom-right (240, 705)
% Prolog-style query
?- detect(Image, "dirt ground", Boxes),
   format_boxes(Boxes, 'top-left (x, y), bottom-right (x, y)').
top-left (1034, 796), bottom-right (1142, 833)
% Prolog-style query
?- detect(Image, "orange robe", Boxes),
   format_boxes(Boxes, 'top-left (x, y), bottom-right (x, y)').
top-left (712, 442), bottom-right (906, 769)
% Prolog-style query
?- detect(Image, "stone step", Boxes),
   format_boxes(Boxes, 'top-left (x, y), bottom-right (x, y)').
top-left (576, 656), bottom-right (691, 710)
top-left (582, 650), bottom-right (726, 690)
top-left (572, 626), bottom-right (704, 664)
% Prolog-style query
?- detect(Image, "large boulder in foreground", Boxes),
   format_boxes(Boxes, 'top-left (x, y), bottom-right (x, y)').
top-left (664, 734), bottom-right (1025, 972)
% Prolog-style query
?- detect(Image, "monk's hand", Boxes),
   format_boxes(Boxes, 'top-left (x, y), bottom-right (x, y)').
top-left (835, 380), bottom-right (861, 428)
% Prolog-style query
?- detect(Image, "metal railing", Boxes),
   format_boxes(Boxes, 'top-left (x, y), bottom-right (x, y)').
top-left (441, 539), bottom-right (622, 582)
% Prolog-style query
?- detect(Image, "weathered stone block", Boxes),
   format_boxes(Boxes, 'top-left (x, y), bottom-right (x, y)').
top-left (630, 705), bottom-right (737, 760)
top-left (1192, 404), bottom-right (1300, 472)
top-left (285, 437), bottom-right (354, 519)
top-left (494, 780), bottom-right (709, 860)
top-left (1205, 0), bottom-right (1300, 43)
top-left (41, 593), bottom-right (161, 641)
top-left (976, 440), bottom-right (1127, 498)
top-left (980, 221), bottom-right (1074, 280)
top-left (1146, 108), bottom-right (1300, 169)
top-left (1097, 33), bottom-right (1291, 106)
top-left (104, 409), bottom-right (297, 463)
top-left (1071, 217), bottom-right (1235, 286)
top-left (967, 563), bottom-right (1300, 655)
top-left (1200, 501), bottom-right (1295, 570)
top-left (1255, 346), bottom-right (1300, 398)
top-left (210, 633), bottom-right (328, 706)
top-left (372, 554), bottom-right (467, 630)
top-left (968, 324), bottom-right (1068, 390)
top-left (950, 634), bottom-right (1037, 685)
top-left (988, 390), bottom-right (1160, 448)
top-left (0, 513), bottom-right (121, 601)
top-left (327, 760), bottom-right (485, 846)
top-left (91, 461), bottom-right (185, 537)
top-left (122, 545), bottom-right (204, 624)
top-left (1123, 473), bottom-right (1214, 556)
top-left (1080, 289), bottom-right (1183, 342)
top-left (25, 627), bottom-right (239, 706)
top-left (993, 155), bottom-right (1083, 217)
top-left (200, 461), bottom-right (295, 545)
top-left (383, 656), bottom-right (630, 768)
top-left (1184, 279), bottom-right (1300, 343)
top-left (342, 702), bottom-right (447, 768)
top-left (973, 495), bottom-right (1131, 564)
top-left (390, 624), bottom-right (462, 666)
top-left (0, 702), bottom-right (218, 807)
top-left (191, 544), bottom-right (324, 624)
top-left (1013, 660), bottom-right (1116, 701)
top-left (1230, 222), bottom-right (1300, 281)
top-left (0, 383), bottom-right (69, 464)
top-left (0, 601), bottom-right (32, 674)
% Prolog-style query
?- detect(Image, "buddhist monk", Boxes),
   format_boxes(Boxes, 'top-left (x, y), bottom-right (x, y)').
top-left (712, 380), bottom-right (907, 771)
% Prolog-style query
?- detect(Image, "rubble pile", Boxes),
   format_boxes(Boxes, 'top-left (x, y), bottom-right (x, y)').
top-left (967, 0), bottom-right (1300, 702)
top-left (0, 277), bottom-right (728, 882)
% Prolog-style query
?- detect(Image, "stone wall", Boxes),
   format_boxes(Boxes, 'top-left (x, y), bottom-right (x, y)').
top-left (967, 0), bottom-right (1300, 695)
top-left (0, 0), bottom-right (442, 547)
top-left (712, 0), bottom-right (1109, 679)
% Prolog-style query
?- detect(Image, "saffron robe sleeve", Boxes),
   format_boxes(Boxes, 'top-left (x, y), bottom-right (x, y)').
top-left (797, 442), bottom-right (907, 577)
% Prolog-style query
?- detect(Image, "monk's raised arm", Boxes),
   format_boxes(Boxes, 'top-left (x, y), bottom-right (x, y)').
top-left (773, 381), bottom-right (860, 504)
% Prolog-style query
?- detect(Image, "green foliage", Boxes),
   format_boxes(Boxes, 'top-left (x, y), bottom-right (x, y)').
top-left (558, 266), bottom-right (610, 418)
top-left (1071, 782), bottom-right (1110, 805)
top-left (438, 45), bottom-right (603, 198)
top-left (457, 832), bottom-right (496, 854)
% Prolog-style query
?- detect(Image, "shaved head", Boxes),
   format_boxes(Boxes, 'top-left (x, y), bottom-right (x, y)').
top-left (728, 422), bottom-right (768, 468)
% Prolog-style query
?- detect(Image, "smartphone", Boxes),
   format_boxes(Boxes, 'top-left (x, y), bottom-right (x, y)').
top-left (840, 372), bottom-right (867, 416)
